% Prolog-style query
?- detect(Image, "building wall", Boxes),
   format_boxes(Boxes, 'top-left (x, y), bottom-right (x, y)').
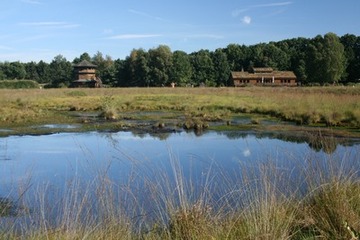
top-left (234, 78), bottom-right (297, 86)
top-left (76, 68), bottom-right (96, 80)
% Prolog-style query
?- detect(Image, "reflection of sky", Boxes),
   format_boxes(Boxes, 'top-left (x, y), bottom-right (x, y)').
top-left (0, 131), bottom-right (359, 200)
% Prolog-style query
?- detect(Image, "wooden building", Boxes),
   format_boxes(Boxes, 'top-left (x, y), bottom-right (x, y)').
top-left (70, 60), bottom-right (102, 88)
top-left (232, 67), bottom-right (297, 87)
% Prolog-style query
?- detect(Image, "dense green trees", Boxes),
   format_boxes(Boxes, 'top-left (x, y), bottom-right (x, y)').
top-left (49, 55), bottom-right (73, 87)
top-left (306, 33), bottom-right (346, 84)
top-left (341, 34), bottom-right (360, 83)
top-left (212, 49), bottom-right (231, 86)
top-left (191, 49), bottom-right (215, 86)
top-left (0, 32), bottom-right (359, 87)
top-left (148, 45), bottom-right (173, 87)
top-left (170, 51), bottom-right (193, 86)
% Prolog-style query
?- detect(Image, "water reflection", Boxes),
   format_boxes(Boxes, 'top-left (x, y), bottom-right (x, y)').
top-left (132, 127), bottom-right (360, 154)
top-left (0, 130), bottom-right (359, 222)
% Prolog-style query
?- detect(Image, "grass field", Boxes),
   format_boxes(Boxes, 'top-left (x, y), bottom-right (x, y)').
top-left (0, 86), bottom-right (359, 136)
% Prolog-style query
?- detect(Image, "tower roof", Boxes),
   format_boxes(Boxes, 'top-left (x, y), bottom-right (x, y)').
top-left (74, 60), bottom-right (97, 68)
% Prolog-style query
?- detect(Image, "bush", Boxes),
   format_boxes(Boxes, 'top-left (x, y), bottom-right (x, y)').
top-left (0, 80), bottom-right (40, 89)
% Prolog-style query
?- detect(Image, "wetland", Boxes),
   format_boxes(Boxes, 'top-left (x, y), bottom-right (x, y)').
top-left (1, 87), bottom-right (360, 239)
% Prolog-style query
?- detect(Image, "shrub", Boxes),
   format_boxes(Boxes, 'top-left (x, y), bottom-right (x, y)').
top-left (65, 90), bottom-right (87, 97)
top-left (0, 80), bottom-right (40, 89)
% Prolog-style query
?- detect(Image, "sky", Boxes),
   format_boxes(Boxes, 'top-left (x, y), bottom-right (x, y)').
top-left (1, 0), bottom-right (359, 63)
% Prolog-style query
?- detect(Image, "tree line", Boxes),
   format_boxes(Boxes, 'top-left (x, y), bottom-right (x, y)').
top-left (0, 32), bottom-right (359, 87)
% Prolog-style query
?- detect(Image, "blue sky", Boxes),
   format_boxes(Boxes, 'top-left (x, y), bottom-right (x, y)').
top-left (1, 0), bottom-right (359, 63)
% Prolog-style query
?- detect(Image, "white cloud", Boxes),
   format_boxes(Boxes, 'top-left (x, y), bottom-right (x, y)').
top-left (242, 16), bottom-right (252, 25)
top-left (19, 22), bottom-right (80, 29)
top-left (128, 9), bottom-right (165, 21)
top-left (232, 1), bottom-right (293, 17)
top-left (107, 34), bottom-right (162, 40)
top-left (253, 2), bottom-right (293, 8)
top-left (243, 149), bottom-right (251, 157)
top-left (232, 8), bottom-right (249, 17)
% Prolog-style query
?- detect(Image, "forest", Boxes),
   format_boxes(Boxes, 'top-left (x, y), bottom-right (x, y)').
top-left (0, 32), bottom-right (359, 88)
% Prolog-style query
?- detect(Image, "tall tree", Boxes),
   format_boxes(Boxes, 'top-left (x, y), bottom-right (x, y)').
top-left (73, 52), bottom-right (92, 64)
top-left (225, 44), bottom-right (249, 71)
top-left (170, 50), bottom-right (193, 87)
top-left (125, 48), bottom-right (150, 87)
top-left (341, 34), bottom-right (360, 83)
top-left (306, 36), bottom-right (324, 84)
top-left (36, 60), bottom-right (51, 84)
top-left (148, 45), bottom-right (173, 87)
top-left (322, 33), bottom-right (346, 84)
top-left (49, 55), bottom-right (72, 87)
top-left (190, 49), bottom-right (215, 86)
top-left (92, 52), bottom-right (117, 86)
top-left (283, 37), bottom-right (309, 83)
top-left (212, 48), bottom-right (231, 86)
top-left (261, 43), bottom-right (290, 70)
top-left (307, 33), bottom-right (346, 84)
top-left (2, 61), bottom-right (27, 80)
top-left (25, 61), bottom-right (39, 81)
top-left (0, 64), bottom-right (5, 80)
top-left (114, 58), bottom-right (130, 87)
top-left (134, 49), bottom-right (150, 87)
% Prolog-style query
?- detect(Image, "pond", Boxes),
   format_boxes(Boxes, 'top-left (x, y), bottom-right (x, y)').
top-left (0, 130), bottom-right (359, 227)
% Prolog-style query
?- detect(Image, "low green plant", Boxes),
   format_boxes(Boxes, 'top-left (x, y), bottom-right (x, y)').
top-left (65, 90), bottom-right (87, 97)
top-left (99, 95), bottom-right (119, 120)
top-left (0, 80), bottom-right (40, 89)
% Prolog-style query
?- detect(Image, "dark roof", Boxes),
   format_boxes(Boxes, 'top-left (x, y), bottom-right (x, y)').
top-left (74, 60), bottom-right (97, 68)
top-left (231, 70), bottom-right (296, 79)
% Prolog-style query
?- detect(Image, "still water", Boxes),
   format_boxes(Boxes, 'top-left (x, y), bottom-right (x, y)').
top-left (0, 130), bottom-right (359, 220)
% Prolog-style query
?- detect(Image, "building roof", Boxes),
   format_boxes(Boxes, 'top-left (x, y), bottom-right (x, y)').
top-left (74, 60), bottom-right (97, 68)
top-left (231, 69), bottom-right (296, 79)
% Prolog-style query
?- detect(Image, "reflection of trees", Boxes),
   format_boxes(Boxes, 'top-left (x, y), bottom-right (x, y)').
top-left (218, 131), bottom-right (251, 140)
top-left (148, 131), bottom-right (172, 140)
top-left (217, 130), bottom-right (359, 154)
top-left (306, 132), bottom-right (338, 154)
top-left (98, 127), bottom-right (358, 154)
top-left (129, 129), bottom-right (177, 140)
top-left (0, 197), bottom-right (17, 217)
top-left (130, 131), bottom-right (148, 139)
top-left (99, 132), bottom-right (120, 147)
